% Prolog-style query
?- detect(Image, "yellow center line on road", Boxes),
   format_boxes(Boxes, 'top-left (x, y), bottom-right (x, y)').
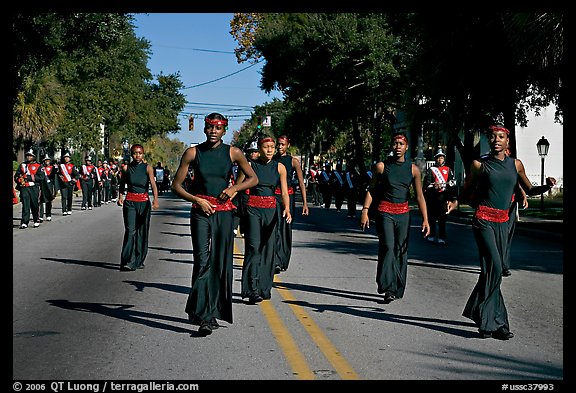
top-left (234, 237), bottom-right (316, 380)
top-left (273, 277), bottom-right (360, 380)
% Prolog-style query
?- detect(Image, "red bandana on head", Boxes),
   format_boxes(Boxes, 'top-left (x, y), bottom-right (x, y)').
top-left (258, 137), bottom-right (275, 145)
top-left (205, 117), bottom-right (228, 126)
top-left (489, 125), bottom-right (510, 135)
top-left (393, 134), bottom-right (408, 143)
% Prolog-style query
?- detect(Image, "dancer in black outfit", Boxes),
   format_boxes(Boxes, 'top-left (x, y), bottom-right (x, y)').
top-left (236, 136), bottom-right (292, 303)
top-left (171, 113), bottom-right (258, 336)
top-left (360, 133), bottom-right (429, 304)
top-left (273, 135), bottom-right (309, 273)
top-left (446, 124), bottom-right (556, 340)
top-left (117, 144), bottom-right (159, 271)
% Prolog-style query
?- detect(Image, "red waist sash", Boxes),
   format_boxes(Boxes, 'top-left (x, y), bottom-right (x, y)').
top-left (377, 200), bottom-right (409, 214)
top-left (474, 205), bottom-right (509, 223)
top-left (274, 187), bottom-right (294, 195)
top-left (192, 194), bottom-right (235, 212)
top-left (125, 192), bottom-right (149, 202)
top-left (247, 195), bottom-right (277, 209)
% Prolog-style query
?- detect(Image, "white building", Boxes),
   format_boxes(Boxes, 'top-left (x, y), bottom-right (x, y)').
top-left (515, 104), bottom-right (563, 192)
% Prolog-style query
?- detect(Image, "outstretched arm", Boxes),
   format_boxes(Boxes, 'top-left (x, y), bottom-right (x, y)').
top-left (515, 158), bottom-right (556, 196)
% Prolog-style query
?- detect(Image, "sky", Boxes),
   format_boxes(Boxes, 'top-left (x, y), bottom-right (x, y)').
top-left (132, 13), bottom-right (283, 146)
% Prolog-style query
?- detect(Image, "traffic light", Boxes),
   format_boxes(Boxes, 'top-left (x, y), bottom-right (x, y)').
top-left (188, 116), bottom-right (194, 131)
top-left (257, 116), bottom-right (262, 130)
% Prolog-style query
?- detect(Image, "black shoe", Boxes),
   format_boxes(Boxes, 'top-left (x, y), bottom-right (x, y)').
top-left (248, 294), bottom-right (263, 305)
top-left (198, 321), bottom-right (213, 336)
top-left (478, 329), bottom-right (492, 339)
top-left (383, 293), bottom-right (397, 304)
top-left (120, 265), bottom-right (136, 271)
top-left (502, 269), bottom-right (512, 277)
top-left (492, 326), bottom-right (514, 340)
top-left (210, 317), bottom-right (220, 330)
top-left (274, 265), bottom-right (281, 274)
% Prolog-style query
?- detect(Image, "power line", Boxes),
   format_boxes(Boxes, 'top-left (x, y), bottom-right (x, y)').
top-left (181, 59), bottom-right (263, 90)
top-left (154, 45), bottom-right (235, 54)
top-left (185, 102), bottom-right (255, 109)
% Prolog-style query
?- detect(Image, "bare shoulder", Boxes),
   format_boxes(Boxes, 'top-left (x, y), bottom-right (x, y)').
top-left (183, 146), bottom-right (197, 160)
top-left (230, 145), bottom-right (243, 157)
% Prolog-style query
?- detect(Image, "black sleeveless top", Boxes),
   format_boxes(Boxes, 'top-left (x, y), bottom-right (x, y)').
top-left (124, 162), bottom-right (150, 194)
top-left (273, 154), bottom-right (293, 186)
top-left (373, 158), bottom-right (412, 203)
top-left (250, 159), bottom-right (280, 197)
top-left (475, 155), bottom-right (517, 210)
top-left (189, 142), bottom-right (233, 197)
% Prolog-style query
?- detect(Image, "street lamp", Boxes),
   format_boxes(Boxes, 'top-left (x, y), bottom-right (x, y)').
top-left (536, 136), bottom-right (550, 211)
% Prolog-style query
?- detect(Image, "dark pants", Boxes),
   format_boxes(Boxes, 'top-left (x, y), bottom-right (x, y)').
top-left (185, 208), bottom-right (234, 324)
top-left (346, 188), bottom-right (357, 217)
top-left (308, 182), bottom-right (320, 205)
top-left (60, 183), bottom-right (74, 212)
top-left (320, 184), bottom-right (332, 209)
top-left (120, 200), bottom-right (152, 269)
top-left (463, 217), bottom-right (510, 332)
top-left (93, 182), bottom-right (102, 206)
top-left (374, 211), bottom-right (410, 298)
top-left (80, 179), bottom-right (94, 208)
top-left (425, 192), bottom-right (448, 239)
top-left (242, 204), bottom-right (278, 300)
top-left (103, 181), bottom-right (111, 203)
top-left (333, 186), bottom-right (344, 210)
top-left (274, 194), bottom-right (294, 271)
top-left (19, 186), bottom-right (40, 225)
top-left (39, 182), bottom-right (55, 219)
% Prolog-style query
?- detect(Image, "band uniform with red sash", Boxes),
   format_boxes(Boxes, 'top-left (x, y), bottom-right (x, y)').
top-left (19, 162), bottom-right (42, 187)
top-left (60, 163), bottom-right (75, 183)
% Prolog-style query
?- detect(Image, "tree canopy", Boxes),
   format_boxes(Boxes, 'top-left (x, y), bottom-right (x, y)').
top-left (12, 13), bottom-right (186, 160)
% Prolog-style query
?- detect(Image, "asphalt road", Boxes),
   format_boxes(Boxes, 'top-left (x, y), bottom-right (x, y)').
top-left (12, 192), bottom-right (564, 386)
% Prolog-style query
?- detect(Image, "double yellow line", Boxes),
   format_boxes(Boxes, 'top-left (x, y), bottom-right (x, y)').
top-left (234, 238), bottom-right (360, 380)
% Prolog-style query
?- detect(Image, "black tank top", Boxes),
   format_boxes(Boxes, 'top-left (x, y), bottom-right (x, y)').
top-left (190, 142), bottom-right (233, 197)
top-left (374, 158), bottom-right (412, 203)
top-left (274, 154), bottom-right (293, 185)
top-left (476, 155), bottom-right (517, 210)
top-left (124, 162), bottom-right (150, 194)
top-left (250, 159), bottom-right (279, 197)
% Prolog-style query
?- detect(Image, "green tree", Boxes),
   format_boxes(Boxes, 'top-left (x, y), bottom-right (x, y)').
top-left (12, 13), bottom-right (186, 161)
top-left (246, 13), bottom-right (407, 171)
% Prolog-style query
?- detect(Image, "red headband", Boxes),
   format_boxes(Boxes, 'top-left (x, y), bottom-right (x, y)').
top-left (489, 125), bottom-right (509, 135)
top-left (278, 136), bottom-right (289, 143)
top-left (258, 137), bottom-right (275, 145)
top-left (393, 134), bottom-right (408, 143)
top-left (204, 117), bottom-right (228, 126)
